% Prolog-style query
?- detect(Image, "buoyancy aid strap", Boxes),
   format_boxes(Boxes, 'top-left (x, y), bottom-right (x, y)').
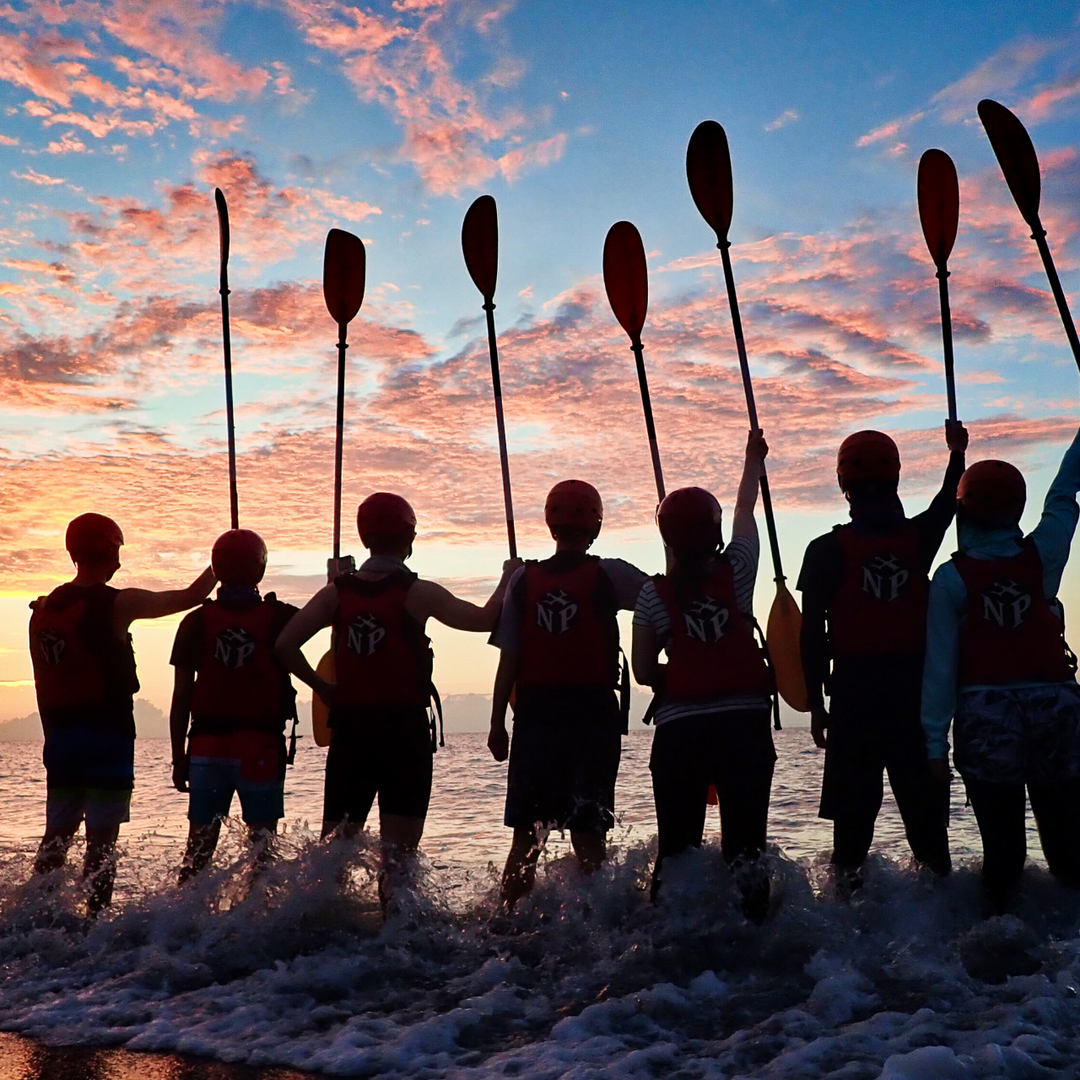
top-left (749, 615), bottom-right (782, 731)
top-left (285, 683), bottom-right (299, 766)
top-left (618, 648), bottom-right (630, 734)
top-left (429, 683), bottom-right (444, 752)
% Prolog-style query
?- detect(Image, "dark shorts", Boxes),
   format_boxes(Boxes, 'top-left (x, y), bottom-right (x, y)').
top-left (820, 656), bottom-right (928, 820)
top-left (955, 682), bottom-right (1080, 786)
top-left (650, 708), bottom-right (775, 863)
top-left (188, 730), bottom-right (285, 826)
top-left (43, 727), bottom-right (134, 833)
top-left (504, 689), bottom-right (621, 834)
top-left (323, 706), bottom-right (433, 826)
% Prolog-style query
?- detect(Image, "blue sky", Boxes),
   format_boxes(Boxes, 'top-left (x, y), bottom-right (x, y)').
top-left (1, 0), bottom-right (1079, 714)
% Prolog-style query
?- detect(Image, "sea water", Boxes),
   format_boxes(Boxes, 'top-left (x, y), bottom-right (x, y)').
top-left (0, 730), bottom-right (1077, 1079)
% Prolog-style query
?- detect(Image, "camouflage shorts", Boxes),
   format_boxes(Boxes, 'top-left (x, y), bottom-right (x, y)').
top-left (954, 682), bottom-right (1080, 786)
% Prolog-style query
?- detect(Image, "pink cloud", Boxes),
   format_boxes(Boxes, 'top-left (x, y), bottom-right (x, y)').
top-left (11, 166), bottom-right (65, 184)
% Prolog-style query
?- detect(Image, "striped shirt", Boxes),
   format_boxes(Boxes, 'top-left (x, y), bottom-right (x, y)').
top-left (633, 534), bottom-right (770, 725)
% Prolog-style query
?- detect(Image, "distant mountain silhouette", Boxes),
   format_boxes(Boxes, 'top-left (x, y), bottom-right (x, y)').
top-left (0, 699), bottom-right (171, 741)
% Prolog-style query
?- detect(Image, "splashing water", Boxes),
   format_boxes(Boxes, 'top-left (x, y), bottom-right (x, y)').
top-left (0, 732), bottom-right (1077, 1078)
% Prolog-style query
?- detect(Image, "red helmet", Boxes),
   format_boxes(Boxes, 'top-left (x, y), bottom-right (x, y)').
top-left (356, 492), bottom-right (417, 547)
top-left (65, 513), bottom-right (124, 563)
top-left (657, 487), bottom-right (723, 552)
top-left (544, 480), bottom-right (603, 538)
top-left (958, 460), bottom-right (1026, 524)
top-left (211, 529), bottom-right (268, 586)
top-left (836, 431), bottom-right (901, 490)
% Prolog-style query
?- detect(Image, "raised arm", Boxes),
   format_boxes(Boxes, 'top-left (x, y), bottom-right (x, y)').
top-left (731, 429), bottom-right (769, 541)
top-left (408, 558), bottom-right (522, 632)
top-left (113, 566), bottom-right (216, 632)
top-left (275, 585), bottom-right (338, 701)
top-left (914, 420), bottom-right (968, 573)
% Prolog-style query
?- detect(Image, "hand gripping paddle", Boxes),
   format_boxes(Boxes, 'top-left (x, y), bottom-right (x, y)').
top-left (313, 228), bottom-right (366, 747)
top-left (917, 149), bottom-right (960, 423)
top-left (462, 195), bottom-right (517, 557)
top-left (978, 99), bottom-right (1080, 372)
top-left (215, 188), bottom-right (240, 529)
top-left (686, 120), bottom-right (808, 715)
top-left (603, 220), bottom-right (665, 501)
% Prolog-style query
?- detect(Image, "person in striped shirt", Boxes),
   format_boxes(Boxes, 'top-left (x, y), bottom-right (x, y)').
top-left (632, 430), bottom-right (774, 921)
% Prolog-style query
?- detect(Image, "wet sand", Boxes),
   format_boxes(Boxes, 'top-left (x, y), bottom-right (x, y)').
top-left (0, 1034), bottom-right (312, 1080)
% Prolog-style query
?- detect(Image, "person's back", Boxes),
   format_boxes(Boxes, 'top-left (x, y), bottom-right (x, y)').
top-left (31, 513), bottom-right (215, 914)
top-left (488, 480), bottom-right (648, 909)
top-left (922, 445), bottom-right (1080, 912)
top-left (797, 424), bottom-right (966, 888)
top-left (276, 491), bottom-right (519, 908)
top-left (171, 529), bottom-right (297, 883)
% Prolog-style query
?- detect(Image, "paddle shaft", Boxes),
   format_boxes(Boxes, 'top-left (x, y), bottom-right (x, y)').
top-left (630, 340), bottom-right (665, 502)
top-left (718, 239), bottom-right (785, 583)
top-left (333, 325), bottom-right (347, 561)
top-left (483, 302), bottom-right (518, 558)
top-left (936, 269), bottom-right (958, 423)
top-left (218, 252), bottom-right (239, 530)
top-left (1030, 222), bottom-right (1080, 372)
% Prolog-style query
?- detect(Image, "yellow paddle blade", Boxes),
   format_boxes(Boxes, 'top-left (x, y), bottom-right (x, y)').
top-left (766, 581), bottom-right (809, 713)
top-left (311, 648), bottom-right (335, 747)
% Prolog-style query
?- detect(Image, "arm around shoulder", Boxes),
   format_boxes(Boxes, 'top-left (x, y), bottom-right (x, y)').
top-left (114, 565), bottom-right (216, 631)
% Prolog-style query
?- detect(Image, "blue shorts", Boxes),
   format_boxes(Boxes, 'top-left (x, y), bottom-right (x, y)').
top-left (43, 728), bottom-right (134, 833)
top-left (188, 731), bottom-right (285, 826)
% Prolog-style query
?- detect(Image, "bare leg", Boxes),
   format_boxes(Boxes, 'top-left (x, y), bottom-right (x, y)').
top-left (178, 821), bottom-right (222, 885)
top-left (569, 830), bottom-right (606, 874)
top-left (34, 826), bottom-right (77, 876)
top-left (246, 821), bottom-right (278, 875)
top-left (83, 825), bottom-right (120, 916)
top-left (500, 827), bottom-right (544, 910)
top-left (378, 813), bottom-right (425, 911)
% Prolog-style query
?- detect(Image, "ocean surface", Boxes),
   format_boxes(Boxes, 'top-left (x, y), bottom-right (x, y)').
top-left (0, 729), bottom-right (1077, 1079)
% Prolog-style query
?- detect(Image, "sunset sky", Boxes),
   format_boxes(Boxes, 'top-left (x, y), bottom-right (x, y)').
top-left (2, 0), bottom-right (1080, 719)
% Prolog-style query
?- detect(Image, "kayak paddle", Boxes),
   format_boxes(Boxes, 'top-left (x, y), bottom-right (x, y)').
top-left (917, 149), bottom-right (960, 423)
top-left (462, 195), bottom-right (518, 557)
top-left (313, 228), bottom-right (365, 748)
top-left (215, 188), bottom-right (239, 529)
top-left (686, 119), bottom-right (808, 715)
top-left (322, 228), bottom-right (366, 562)
top-left (603, 220), bottom-right (665, 502)
top-left (978, 99), bottom-right (1080, 371)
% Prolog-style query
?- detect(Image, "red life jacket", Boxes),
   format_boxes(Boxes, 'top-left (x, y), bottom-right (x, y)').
top-left (517, 554), bottom-right (619, 691)
top-left (190, 597), bottom-right (293, 731)
top-left (654, 558), bottom-right (771, 701)
top-left (954, 543), bottom-right (1074, 686)
top-left (333, 569), bottom-right (432, 708)
top-left (829, 521), bottom-right (928, 657)
top-left (29, 583), bottom-right (138, 725)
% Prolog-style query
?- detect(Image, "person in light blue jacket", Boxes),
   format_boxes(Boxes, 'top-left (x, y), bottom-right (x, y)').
top-left (922, 429), bottom-right (1080, 913)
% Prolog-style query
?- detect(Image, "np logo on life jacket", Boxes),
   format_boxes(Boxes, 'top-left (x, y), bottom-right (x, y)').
top-left (981, 578), bottom-right (1032, 629)
top-left (213, 627), bottom-right (258, 670)
top-left (347, 613), bottom-right (387, 656)
top-left (683, 595), bottom-right (729, 643)
top-left (536, 590), bottom-right (578, 634)
top-left (861, 553), bottom-right (909, 602)
top-left (36, 629), bottom-right (66, 666)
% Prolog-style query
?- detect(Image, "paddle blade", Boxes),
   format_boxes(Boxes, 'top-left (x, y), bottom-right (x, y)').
top-left (462, 194), bottom-right (498, 301)
top-left (214, 187), bottom-right (230, 276)
top-left (603, 220), bottom-right (648, 342)
top-left (323, 228), bottom-right (366, 326)
top-left (311, 648), bottom-right (335, 747)
top-left (917, 149), bottom-right (959, 270)
top-left (978, 99), bottom-right (1041, 229)
top-left (766, 581), bottom-right (809, 712)
top-left (686, 120), bottom-right (734, 240)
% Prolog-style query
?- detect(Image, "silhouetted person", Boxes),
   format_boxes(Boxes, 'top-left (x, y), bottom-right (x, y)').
top-left (170, 529), bottom-right (298, 883)
top-left (30, 513), bottom-right (214, 914)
